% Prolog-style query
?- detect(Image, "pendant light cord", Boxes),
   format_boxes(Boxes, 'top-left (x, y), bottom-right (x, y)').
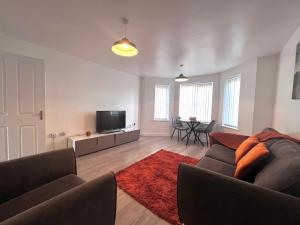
top-left (180, 64), bottom-right (184, 74)
top-left (122, 18), bottom-right (128, 37)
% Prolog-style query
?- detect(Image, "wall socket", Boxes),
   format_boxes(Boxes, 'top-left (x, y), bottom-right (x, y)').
top-left (126, 123), bottom-right (136, 129)
top-left (48, 132), bottom-right (66, 138)
top-left (48, 133), bottom-right (56, 138)
top-left (59, 132), bottom-right (66, 136)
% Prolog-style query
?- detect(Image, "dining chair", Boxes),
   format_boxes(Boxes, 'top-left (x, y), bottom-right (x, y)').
top-left (194, 120), bottom-right (216, 146)
top-left (171, 116), bottom-right (189, 142)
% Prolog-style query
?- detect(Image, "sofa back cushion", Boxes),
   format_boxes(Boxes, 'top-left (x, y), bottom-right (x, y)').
top-left (254, 139), bottom-right (300, 197)
top-left (261, 127), bottom-right (279, 133)
top-left (0, 148), bottom-right (76, 204)
top-left (234, 143), bottom-right (269, 179)
top-left (235, 136), bottom-right (259, 163)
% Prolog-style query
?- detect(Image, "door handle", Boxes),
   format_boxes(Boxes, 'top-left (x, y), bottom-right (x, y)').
top-left (39, 110), bottom-right (43, 120)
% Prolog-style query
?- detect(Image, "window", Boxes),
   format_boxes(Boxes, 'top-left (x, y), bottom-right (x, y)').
top-left (179, 82), bottom-right (213, 122)
top-left (154, 84), bottom-right (170, 120)
top-left (222, 75), bottom-right (241, 129)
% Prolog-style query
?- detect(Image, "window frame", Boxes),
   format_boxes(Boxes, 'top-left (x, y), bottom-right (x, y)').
top-left (179, 81), bottom-right (214, 122)
top-left (153, 83), bottom-right (170, 121)
top-left (222, 75), bottom-right (241, 130)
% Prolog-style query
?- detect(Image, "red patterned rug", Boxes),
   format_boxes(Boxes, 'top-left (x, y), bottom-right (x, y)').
top-left (116, 150), bottom-right (199, 225)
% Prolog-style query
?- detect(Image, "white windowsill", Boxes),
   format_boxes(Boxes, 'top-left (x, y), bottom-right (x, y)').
top-left (152, 119), bottom-right (170, 122)
top-left (222, 125), bottom-right (240, 131)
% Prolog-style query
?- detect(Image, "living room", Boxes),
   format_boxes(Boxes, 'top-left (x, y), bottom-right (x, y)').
top-left (0, 1), bottom-right (300, 225)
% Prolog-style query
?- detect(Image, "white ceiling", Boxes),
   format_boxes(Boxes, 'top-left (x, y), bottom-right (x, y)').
top-left (0, 0), bottom-right (300, 77)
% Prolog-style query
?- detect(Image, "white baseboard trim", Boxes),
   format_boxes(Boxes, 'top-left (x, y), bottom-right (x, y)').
top-left (141, 132), bottom-right (171, 137)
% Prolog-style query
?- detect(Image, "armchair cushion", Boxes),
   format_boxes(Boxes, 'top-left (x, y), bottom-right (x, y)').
top-left (196, 156), bottom-right (235, 177)
top-left (1, 173), bottom-right (117, 225)
top-left (205, 144), bottom-right (235, 165)
top-left (0, 174), bottom-right (84, 222)
top-left (0, 148), bottom-right (76, 204)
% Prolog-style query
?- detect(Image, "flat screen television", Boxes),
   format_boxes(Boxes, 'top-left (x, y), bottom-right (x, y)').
top-left (96, 111), bottom-right (126, 133)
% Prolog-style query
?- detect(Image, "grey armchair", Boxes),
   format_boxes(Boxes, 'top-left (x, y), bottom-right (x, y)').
top-left (0, 148), bottom-right (117, 225)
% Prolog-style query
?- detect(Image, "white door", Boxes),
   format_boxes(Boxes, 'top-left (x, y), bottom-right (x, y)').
top-left (0, 51), bottom-right (45, 161)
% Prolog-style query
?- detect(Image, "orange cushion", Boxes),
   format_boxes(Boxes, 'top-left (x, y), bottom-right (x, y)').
top-left (235, 136), bottom-right (259, 163)
top-left (234, 143), bottom-right (269, 179)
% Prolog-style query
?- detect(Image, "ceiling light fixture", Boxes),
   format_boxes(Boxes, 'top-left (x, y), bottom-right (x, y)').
top-left (175, 64), bottom-right (189, 82)
top-left (112, 18), bottom-right (138, 57)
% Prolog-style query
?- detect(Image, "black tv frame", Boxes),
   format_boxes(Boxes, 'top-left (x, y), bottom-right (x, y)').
top-left (96, 110), bottom-right (126, 134)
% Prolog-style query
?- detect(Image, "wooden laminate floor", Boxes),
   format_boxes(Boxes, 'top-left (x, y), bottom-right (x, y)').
top-left (77, 136), bottom-right (208, 225)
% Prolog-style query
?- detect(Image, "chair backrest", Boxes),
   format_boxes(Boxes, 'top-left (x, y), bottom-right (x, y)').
top-left (205, 120), bottom-right (216, 133)
top-left (172, 116), bottom-right (182, 127)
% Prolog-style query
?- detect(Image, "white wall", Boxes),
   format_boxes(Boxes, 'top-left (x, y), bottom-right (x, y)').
top-left (140, 77), bottom-right (175, 136)
top-left (273, 26), bottom-right (300, 138)
top-left (252, 54), bottom-right (279, 133)
top-left (219, 59), bottom-right (258, 135)
top-left (0, 34), bottom-right (140, 150)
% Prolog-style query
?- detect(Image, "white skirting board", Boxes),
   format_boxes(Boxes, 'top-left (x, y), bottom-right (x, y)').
top-left (140, 132), bottom-right (171, 137)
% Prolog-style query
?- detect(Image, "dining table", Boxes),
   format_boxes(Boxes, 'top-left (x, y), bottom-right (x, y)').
top-left (180, 120), bottom-right (205, 146)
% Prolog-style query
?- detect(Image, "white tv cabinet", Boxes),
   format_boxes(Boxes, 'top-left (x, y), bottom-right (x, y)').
top-left (68, 129), bottom-right (140, 157)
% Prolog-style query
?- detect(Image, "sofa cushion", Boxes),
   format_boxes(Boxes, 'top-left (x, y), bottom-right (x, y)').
top-left (235, 136), bottom-right (259, 163)
top-left (0, 174), bottom-right (84, 222)
top-left (196, 156), bottom-right (236, 177)
top-left (234, 143), bottom-right (269, 179)
top-left (205, 144), bottom-right (236, 165)
top-left (254, 139), bottom-right (300, 197)
top-left (0, 148), bottom-right (77, 204)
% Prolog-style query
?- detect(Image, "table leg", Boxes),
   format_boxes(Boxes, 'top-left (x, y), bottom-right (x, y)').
top-left (196, 132), bottom-right (204, 146)
top-left (186, 123), bottom-right (195, 145)
top-left (181, 132), bottom-right (188, 140)
top-left (182, 122), bottom-right (193, 143)
top-left (186, 131), bottom-right (191, 145)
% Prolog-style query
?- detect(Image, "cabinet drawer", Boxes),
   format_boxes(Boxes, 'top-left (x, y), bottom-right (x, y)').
top-left (115, 132), bottom-right (129, 145)
top-left (75, 137), bottom-right (98, 156)
top-left (98, 135), bottom-right (115, 150)
top-left (128, 130), bottom-right (140, 142)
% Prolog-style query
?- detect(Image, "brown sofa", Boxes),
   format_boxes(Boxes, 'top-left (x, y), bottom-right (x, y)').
top-left (0, 148), bottom-right (117, 225)
top-left (178, 131), bottom-right (300, 225)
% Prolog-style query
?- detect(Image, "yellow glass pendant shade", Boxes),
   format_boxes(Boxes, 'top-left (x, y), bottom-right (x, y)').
top-left (112, 37), bottom-right (138, 57)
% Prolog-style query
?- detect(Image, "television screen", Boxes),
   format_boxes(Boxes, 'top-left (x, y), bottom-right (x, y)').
top-left (96, 111), bottom-right (126, 133)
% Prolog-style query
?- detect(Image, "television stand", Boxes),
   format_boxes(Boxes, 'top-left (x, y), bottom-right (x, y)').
top-left (68, 129), bottom-right (140, 157)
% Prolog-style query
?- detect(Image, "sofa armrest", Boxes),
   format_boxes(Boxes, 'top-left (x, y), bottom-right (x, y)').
top-left (0, 148), bottom-right (76, 203)
top-left (209, 132), bottom-right (249, 149)
top-left (1, 172), bottom-right (117, 225)
top-left (178, 163), bottom-right (300, 225)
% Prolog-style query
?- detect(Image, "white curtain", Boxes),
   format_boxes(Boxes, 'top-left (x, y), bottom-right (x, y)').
top-left (154, 84), bottom-right (170, 120)
top-left (179, 82), bottom-right (213, 122)
top-left (222, 75), bottom-right (241, 128)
